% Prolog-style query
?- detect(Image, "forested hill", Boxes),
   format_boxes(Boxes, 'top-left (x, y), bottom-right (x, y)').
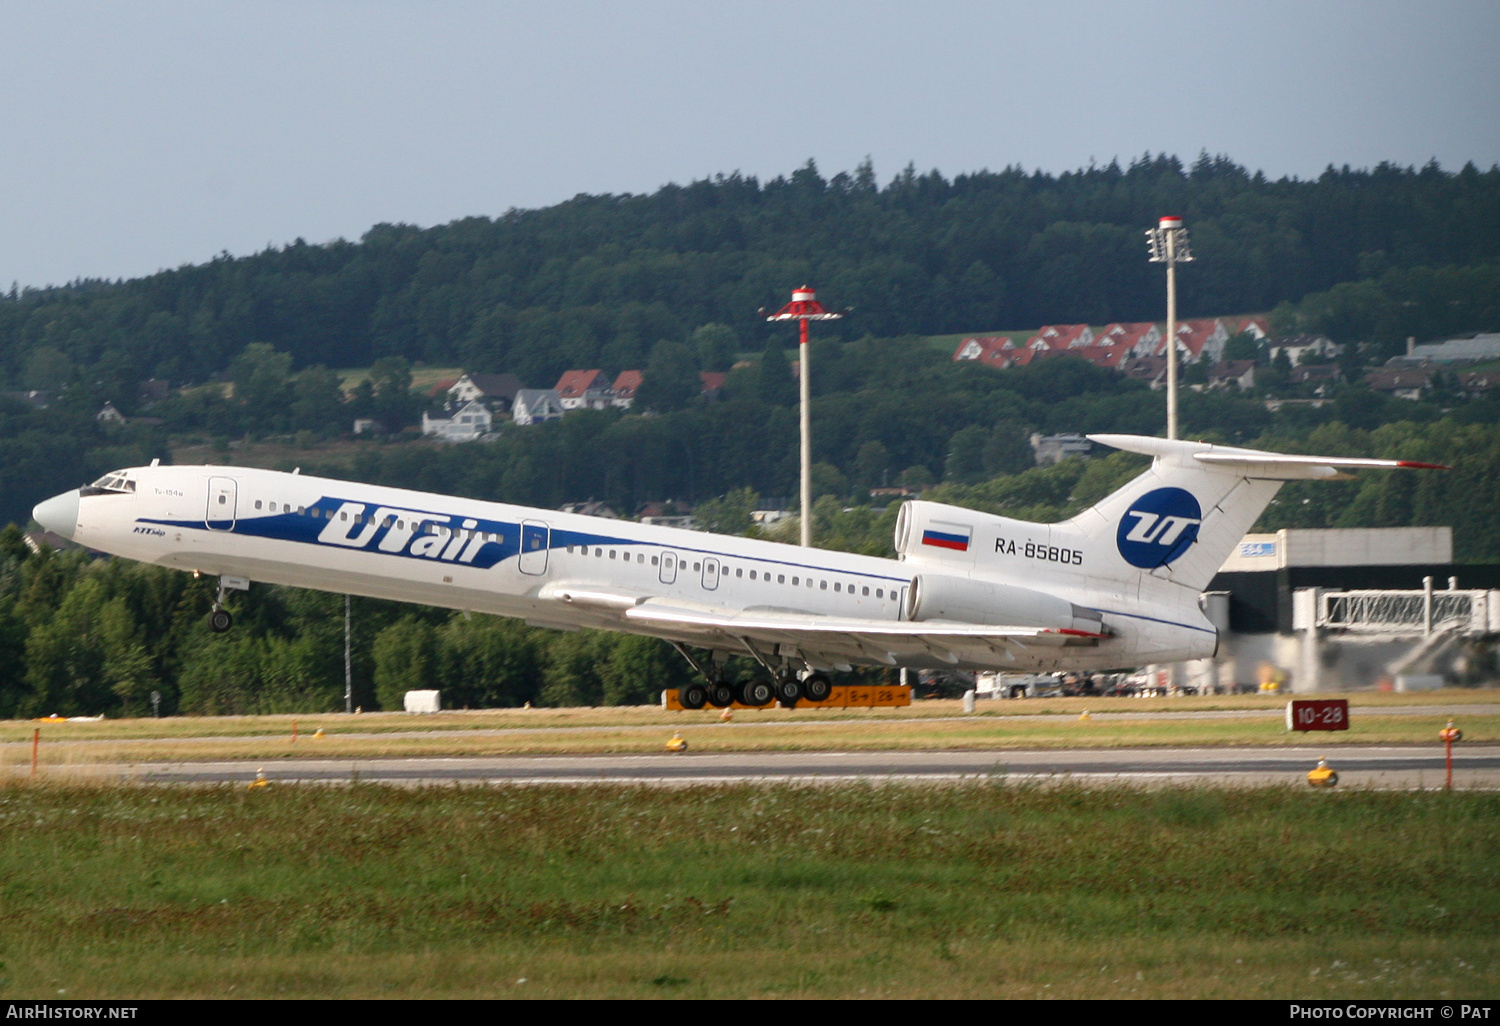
top-left (4, 154), bottom-right (1500, 397)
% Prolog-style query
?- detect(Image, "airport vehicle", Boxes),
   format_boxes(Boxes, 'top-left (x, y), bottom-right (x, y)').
top-left (31, 434), bottom-right (1441, 708)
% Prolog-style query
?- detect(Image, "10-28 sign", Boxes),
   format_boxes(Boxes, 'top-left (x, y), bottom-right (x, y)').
top-left (1286, 698), bottom-right (1349, 732)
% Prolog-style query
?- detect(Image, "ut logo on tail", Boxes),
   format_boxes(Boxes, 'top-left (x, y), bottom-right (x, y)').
top-left (1117, 487), bottom-right (1202, 568)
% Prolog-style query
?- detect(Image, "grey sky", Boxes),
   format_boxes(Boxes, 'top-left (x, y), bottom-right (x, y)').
top-left (2, 0), bottom-right (1496, 288)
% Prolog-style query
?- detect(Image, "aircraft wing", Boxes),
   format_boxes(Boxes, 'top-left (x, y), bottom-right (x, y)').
top-left (623, 599), bottom-right (1105, 670)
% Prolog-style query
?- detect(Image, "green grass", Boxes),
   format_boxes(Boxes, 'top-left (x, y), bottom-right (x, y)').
top-left (0, 782), bottom-right (1496, 998)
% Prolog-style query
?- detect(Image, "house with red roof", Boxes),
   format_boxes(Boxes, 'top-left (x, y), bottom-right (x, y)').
top-left (1236, 317), bottom-right (1270, 340)
top-left (953, 337), bottom-right (1015, 362)
top-left (699, 371), bottom-right (728, 399)
top-left (611, 370), bottom-right (642, 409)
top-left (1096, 322), bottom-right (1162, 358)
top-left (1066, 342), bottom-right (1134, 371)
top-left (555, 369), bottom-right (612, 410)
top-left (1026, 324), bottom-right (1094, 351)
top-left (1153, 319), bottom-right (1229, 364)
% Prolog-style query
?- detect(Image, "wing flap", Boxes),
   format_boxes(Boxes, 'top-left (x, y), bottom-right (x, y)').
top-left (624, 601), bottom-right (1103, 658)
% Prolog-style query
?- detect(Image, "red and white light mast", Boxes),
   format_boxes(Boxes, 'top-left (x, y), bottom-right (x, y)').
top-left (1146, 215), bottom-right (1194, 440)
top-left (764, 285), bottom-right (844, 547)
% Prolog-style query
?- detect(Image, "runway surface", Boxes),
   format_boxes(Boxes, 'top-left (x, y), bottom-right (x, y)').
top-left (61, 744), bottom-right (1500, 789)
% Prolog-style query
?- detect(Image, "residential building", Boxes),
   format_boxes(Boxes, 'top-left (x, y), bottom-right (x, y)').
top-left (611, 370), bottom-right (642, 408)
top-left (421, 399), bottom-right (493, 442)
top-left (699, 371), bottom-right (728, 399)
top-left (1157, 319), bottom-right (1230, 365)
top-left (1236, 317), bottom-right (1271, 340)
top-left (95, 402), bottom-right (127, 425)
top-left (558, 500), bottom-right (620, 519)
top-left (1208, 360), bottom-right (1257, 391)
top-left (1365, 368), bottom-right (1434, 401)
top-left (513, 388), bottom-right (565, 425)
top-left (555, 369), bottom-right (612, 410)
top-left (1096, 322), bottom-right (1162, 357)
top-left (1267, 334), bottom-right (1341, 366)
top-left (1289, 365), bottom-right (1341, 393)
top-left (1029, 432), bottom-right (1092, 466)
top-left (1026, 324), bottom-right (1094, 351)
top-left (448, 372), bottom-right (524, 412)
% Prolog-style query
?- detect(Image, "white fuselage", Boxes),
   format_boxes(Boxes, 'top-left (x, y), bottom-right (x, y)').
top-left (59, 463), bottom-right (1217, 672)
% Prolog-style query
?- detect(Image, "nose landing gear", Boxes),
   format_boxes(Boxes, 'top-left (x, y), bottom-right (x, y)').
top-left (206, 575), bottom-right (250, 633)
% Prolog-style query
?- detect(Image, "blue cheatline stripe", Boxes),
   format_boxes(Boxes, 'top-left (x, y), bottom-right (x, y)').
top-left (1099, 607), bottom-right (1216, 635)
top-left (139, 496), bottom-right (912, 583)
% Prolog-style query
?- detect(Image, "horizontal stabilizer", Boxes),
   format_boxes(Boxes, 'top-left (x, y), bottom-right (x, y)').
top-left (1089, 433), bottom-right (1449, 480)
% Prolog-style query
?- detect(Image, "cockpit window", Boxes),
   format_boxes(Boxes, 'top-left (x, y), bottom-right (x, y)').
top-left (81, 472), bottom-right (136, 497)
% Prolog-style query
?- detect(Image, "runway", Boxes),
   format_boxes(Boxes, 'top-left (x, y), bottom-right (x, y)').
top-left (66, 744), bottom-right (1500, 789)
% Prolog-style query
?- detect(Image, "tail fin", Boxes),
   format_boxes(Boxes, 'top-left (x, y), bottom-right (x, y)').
top-left (1069, 434), bottom-right (1445, 593)
top-left (895, 434), bottom-right (1442, 603)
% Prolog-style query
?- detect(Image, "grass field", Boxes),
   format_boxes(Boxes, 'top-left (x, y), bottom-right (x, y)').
top-left (4, 692), bottom-right (1496, 767)
top-left (0, 781), bottom-right (1495, 999)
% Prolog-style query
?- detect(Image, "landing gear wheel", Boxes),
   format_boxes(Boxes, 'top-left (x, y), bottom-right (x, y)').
top-left (707, 681), bottom-right (736, 708)
top-left (678, 682), bottom-right (707, 710)
top-left (802, 673), bottom-right (833, 703)
top-left (738, 678), bottom-right (775, 708)
top-left (207, 608), bottom-right (233, 633)
top-left (775, 677), bottom-right (802, 707)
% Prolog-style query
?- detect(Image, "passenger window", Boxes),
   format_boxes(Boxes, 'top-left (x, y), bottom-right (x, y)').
top-left (693, 562), bottom-right (701, 571)
top-left (792, 576), bottom-right (799, 586)
top-left (638, 554), bottom-right (644, 564)
top-left (218, 495), bottom-right (226, 505)
top-left (595, 548), bottom-right (602, 557)
top-left (833, 582), bottom-right (840, 592)
top-left (778, 574), bottom-right (785, 584)
top-left (862, 586), bottom-right (869, 596)
top-left (652, 556), bottom-right (659, 565)
top-left (876, 589), bottom-right (884, 599)
top-left (609, 550), bottom-right (616, 559)
top-left (820, 580), bottom-right (827, 590)
top-left (735, 568), bottom-right (743, 578)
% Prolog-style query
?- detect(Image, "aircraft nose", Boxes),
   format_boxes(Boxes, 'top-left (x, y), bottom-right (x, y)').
top-left (32, 490), bottom-right (80, 541)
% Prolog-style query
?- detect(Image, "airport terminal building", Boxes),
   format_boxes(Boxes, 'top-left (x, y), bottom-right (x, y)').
top-left (1194, 527), bottom-right (1500, 692)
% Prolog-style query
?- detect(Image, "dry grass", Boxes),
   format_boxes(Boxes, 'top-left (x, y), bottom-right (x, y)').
top-left (2, 692), bottom-right (1496, 767)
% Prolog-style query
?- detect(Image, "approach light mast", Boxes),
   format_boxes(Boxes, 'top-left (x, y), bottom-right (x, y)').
top-left (1146, 216), bottom-right (1195, 440)
top-left (763, 286), bottom-right (845, 547)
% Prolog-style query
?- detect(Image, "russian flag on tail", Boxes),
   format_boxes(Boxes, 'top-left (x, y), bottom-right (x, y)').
top-left (921, 522), bottom-right (972, 552)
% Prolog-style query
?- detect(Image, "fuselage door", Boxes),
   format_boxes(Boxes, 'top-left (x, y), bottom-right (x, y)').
top-left (519, 521), bottom-right (550, 575)
top-left (659, 552), bottom-right (678, 584)
top-left (701, 556), bottom-right (720, 591)
top-left (206, 477), bottom-right (237, 531)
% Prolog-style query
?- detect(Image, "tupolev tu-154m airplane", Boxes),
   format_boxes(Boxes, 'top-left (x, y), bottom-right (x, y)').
top-left (31, 434), bottom-right (1442, 709)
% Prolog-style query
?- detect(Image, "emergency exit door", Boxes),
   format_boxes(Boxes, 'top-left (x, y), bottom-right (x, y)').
top-left (518, 521), bottom-right (549, 575)
top-left (206, 477), bottom-right (237, 531)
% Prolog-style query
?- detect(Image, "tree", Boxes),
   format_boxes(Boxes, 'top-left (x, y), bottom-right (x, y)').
top-left (853, 440), bottom-right (890, 490)
top-left (755, 341), bottom-right (797, 407)
top-left (290, 366), bottom-right (346, 433)
top-left (690, 323), bottom-right (739, 372)
top-left (944, 425), bottom-right (988, 483)
top-left (229, 343), bottom-right (293, 431)
top-left (635, 341), bottom-right (700, 413)
top-left (373, 616), bottom-right (437, 711)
